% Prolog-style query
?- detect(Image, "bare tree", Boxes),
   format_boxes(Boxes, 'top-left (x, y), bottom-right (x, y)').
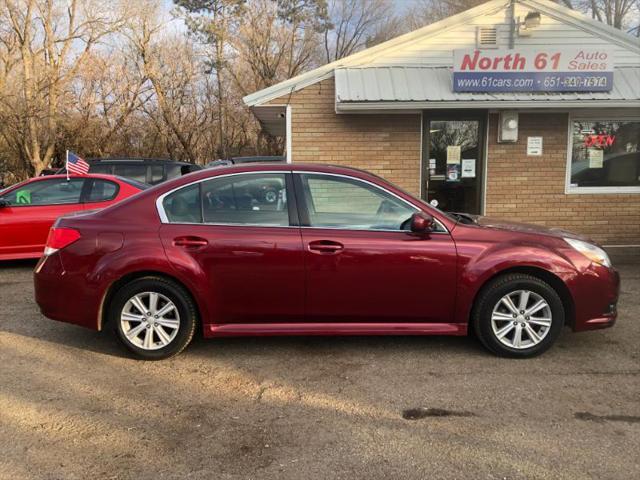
top-left (0, 0), bottom-right (123, 175)
top-left (404, 0), bottom-right (485, 30)
top-left (229, 0), bottom-right (322, 93)
top-left (561, 0), bottom-right (639, 30)
top-left (174, 0), bottom-right (245, 159)
top-left (323, 0), bottom-right (400, 62)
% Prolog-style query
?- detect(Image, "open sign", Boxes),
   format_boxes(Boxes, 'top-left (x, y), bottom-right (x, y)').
top-left (583, 135), bottom-right (615, 147)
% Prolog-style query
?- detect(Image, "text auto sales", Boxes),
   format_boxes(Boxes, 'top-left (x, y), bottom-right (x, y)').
top-left (452, 48), bottom-right (613, 93)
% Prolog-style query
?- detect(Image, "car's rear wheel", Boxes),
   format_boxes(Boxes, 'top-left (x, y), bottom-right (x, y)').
top-left (109, 277), bottom-right (197, 360)
top-left (472, 274), bottom-right (564, 358)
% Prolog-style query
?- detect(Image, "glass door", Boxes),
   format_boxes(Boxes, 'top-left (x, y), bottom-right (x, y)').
top-left (422, 113), bottom-right (486, 214)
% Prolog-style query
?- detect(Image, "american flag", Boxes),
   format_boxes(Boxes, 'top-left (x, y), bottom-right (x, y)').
top-left (66, 151), bottom-right (90, 175)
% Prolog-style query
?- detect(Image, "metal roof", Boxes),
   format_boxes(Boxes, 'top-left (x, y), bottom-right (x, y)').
top-left (244, 0), bottom-right (640, 108)
top-left (335, 66), bottom-right (640, 109)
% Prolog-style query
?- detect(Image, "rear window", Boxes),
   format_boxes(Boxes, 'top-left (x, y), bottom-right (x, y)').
top-left (86, 179), bottom-right (119, 202)
top-left (162, 183), bottom-right (202, 223)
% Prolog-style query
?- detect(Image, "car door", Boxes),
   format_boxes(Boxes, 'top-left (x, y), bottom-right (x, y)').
top-left (0, 178), bottom-right (86, 258)
top-left (158, 172), bottom-right (305, 324)
top-left (294, 172), bottom-right (457, 324)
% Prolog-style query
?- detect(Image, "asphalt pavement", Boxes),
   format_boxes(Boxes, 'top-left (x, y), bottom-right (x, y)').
top-left (0, 257), bottom-right (638, 479)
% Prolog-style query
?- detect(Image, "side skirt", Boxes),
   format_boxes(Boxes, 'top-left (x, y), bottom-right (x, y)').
top-left (205, 322), bottom-right (467, 338)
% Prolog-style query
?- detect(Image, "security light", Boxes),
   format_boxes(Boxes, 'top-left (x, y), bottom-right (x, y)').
top-left (524, 11), bottom-right (541, 29)
top-left (517, 11), bottom-right (542, 37)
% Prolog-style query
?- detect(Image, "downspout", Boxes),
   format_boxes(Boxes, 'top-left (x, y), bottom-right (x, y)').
top-left (508, 0), bottom-right (516, 49)
top-left (285, 104), bottom-right (292, 164)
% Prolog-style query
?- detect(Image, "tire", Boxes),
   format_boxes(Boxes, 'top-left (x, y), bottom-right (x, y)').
top-left (109, 276), bottom-right (197, 360)
top-left (263, 189), bottom-right (278, 204)
top-left (472, 273), bottom-right (565, 358)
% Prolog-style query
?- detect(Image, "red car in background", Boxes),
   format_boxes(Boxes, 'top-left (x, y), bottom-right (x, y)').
top-left (0, 174), bottom-right (147, 260)
top-left (34, 164), bottom-right (619, 360)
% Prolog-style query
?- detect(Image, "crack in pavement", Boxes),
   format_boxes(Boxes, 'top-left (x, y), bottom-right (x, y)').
top-left (574, 412), bottom-right (640, 424)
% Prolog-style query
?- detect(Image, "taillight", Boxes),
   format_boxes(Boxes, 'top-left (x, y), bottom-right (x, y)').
top-left (44, 227), bottom-right (81, 256)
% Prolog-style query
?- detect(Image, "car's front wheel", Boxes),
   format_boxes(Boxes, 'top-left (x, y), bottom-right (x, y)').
top-left (109, 277), bottom-right (197, 360)
top-left (472, 274), bottom-right (565, 358)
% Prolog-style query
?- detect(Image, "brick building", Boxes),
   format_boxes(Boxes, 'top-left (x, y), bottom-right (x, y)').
top-left (244, 0), bottom-right (640, 246)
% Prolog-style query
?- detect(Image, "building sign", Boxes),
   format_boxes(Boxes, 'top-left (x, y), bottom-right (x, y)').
top-left (527, 136), bottom-right (543, 156)
top-left (453, 48), bottom-right (613, 92)
top-left (446, 146), bottom-right (461, 163)
top-left (461, 159), bottom-right (476, 178)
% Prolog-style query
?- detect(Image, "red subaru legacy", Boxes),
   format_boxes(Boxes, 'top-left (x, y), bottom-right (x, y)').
top-left (34, 164), bottom-right (619, 360)
top-left (0, 174), bottom-right (147, 261)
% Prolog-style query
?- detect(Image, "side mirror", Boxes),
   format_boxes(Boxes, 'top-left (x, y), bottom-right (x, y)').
top-left (410, 212), bottom-right (434, 233)
top-left (0, 198), bottom-right (8, 208)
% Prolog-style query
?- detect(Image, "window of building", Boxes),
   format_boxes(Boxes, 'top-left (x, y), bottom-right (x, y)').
top-left (568, 119), bottom-right (640, 193)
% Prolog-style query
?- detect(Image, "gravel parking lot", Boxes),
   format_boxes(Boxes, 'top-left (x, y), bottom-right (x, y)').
top-left (1, 256), bottom-right (638, 480)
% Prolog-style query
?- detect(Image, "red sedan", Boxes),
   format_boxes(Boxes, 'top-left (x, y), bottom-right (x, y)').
top-left (34, 164), bottom-right (619, 359)
top-left (0, 174), bottom-right (146, 260)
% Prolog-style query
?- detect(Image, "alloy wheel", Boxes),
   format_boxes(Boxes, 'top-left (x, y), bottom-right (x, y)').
top-left (264, 190), bottom-right (278, 203)
top-left (490, 289), bottom-right (552, 350)
top-left (120, 292), bottom-right (181, 351)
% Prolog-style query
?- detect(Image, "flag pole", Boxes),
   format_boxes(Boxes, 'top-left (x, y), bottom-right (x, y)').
top-left (66, 150), bottom-right (69, 181)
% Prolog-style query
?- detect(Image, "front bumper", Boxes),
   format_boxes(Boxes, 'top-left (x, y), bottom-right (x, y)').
top-left (570, 263), bottom-right (619, 332)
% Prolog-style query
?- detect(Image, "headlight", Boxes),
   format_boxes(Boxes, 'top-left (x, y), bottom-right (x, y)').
top-left (564, 238), bottom-right (611, 268)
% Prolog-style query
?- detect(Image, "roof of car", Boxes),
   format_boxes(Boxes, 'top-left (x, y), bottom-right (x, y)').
top-left (212, 162), bottom-right (374, 175)
top-left (170, 162), bottom-right (392, 188)
top-left (26, 173), bottom-right (148, 187)
top-left (86, 157), bottom-right (197, 165)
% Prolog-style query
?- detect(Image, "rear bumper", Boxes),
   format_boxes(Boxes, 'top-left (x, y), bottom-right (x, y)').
top-left (34, 253), bottom-right (102, 330)
top-left (570, 264), bottom-right (619, 332)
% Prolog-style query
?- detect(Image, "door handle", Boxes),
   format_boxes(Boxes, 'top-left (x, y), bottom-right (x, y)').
top-left (308, 240), bottom-right (344, 254)
top-left (173, 236), bottom-right (208, 249)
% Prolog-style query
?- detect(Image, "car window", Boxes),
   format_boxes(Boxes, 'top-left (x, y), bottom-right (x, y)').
top-left (150, 165), bottom-right (164, 184)
top-left (2, 178), bottom-right (85, 206)
top-left (201, 173), bottom-right (289, 226)
top-left (89, 164), bottom-right (112, 175)
top-left (86, 179), bottom-right (119, 202)
top-left (113, 164), bottom-right (147, 183)
top-left (300, 174), bottom-right (417, 230)
top-left (165, 165), bottom-right (183, 181)
top-left (163, 183), bottom-right (202, 223)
